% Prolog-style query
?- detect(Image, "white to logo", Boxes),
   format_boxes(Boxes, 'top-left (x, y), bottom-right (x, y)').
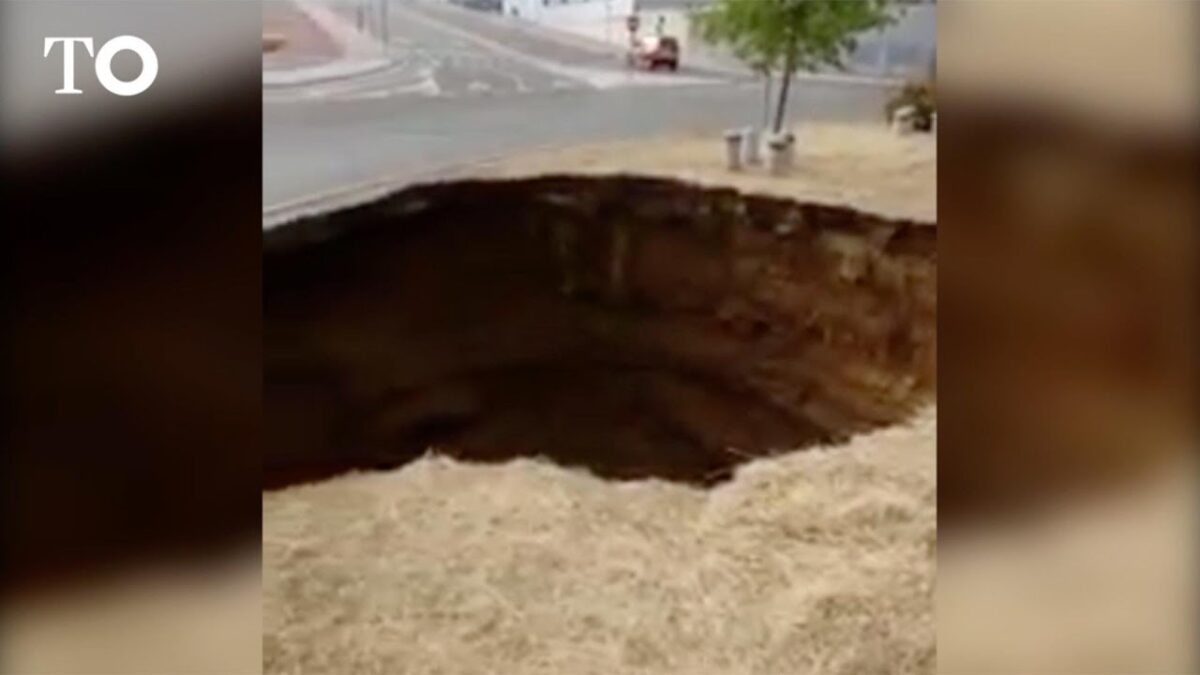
top-left (44, 36), bottom-right (159, 96)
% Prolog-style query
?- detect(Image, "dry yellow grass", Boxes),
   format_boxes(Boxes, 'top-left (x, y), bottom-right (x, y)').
top-left (264, 409), bottom-right (935, 675)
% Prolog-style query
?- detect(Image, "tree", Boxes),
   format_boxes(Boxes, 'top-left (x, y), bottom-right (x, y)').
top-left (695, 0), bottom-right (783, 130)
top-left (698, 0), bottom-right (898, 134)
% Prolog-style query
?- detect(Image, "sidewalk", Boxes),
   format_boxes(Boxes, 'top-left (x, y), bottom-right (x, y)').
top-left (263, 0), bottom-right (388, 87)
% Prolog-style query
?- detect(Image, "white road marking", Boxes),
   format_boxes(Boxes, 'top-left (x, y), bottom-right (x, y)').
top-left (484, 62), bottom-right (528, 93)
top-left (390, 3), bottom-right (594, 89)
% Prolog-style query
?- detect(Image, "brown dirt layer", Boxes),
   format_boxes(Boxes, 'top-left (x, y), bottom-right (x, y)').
top-left (265, 175), bottom-right (935, 489)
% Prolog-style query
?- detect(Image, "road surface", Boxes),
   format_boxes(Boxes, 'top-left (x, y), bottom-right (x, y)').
top-left (262, 0), bottom-right (892, 212)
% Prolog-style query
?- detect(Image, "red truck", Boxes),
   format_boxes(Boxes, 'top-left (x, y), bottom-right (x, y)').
top-left (627, 35), bottom-right (680, 71)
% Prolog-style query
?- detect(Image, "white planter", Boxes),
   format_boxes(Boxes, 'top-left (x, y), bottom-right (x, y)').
top-left (767, 132), bottom-right (795, 176)
top-left (724, 128), bottom-right (745, 171)
top-left (741, 127), bottom-right (762, 165)
top-left (891, 105), bottom-right (918, 135)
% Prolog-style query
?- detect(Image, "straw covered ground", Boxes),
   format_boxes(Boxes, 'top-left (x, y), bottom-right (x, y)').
top-left (264, 410), bottom-right (935, 675)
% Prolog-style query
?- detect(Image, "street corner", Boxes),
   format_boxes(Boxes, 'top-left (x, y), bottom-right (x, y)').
top-left (263, 0), bottom-right (343, 67)
top-left (262, 0), bottom-right (389, 88)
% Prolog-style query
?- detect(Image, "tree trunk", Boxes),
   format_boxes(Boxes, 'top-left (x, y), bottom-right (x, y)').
top-left (761, 71), bottom-right (773, 130)
top-left (772, 50), bottom-right (796, 134)
top-left (773, 67), bottom-right (792, 134)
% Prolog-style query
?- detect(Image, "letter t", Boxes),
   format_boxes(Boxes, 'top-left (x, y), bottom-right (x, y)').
top-left (44, 37), bottom-right (95, 94)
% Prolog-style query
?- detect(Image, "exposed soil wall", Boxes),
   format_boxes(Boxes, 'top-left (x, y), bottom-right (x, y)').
top-left (265, 176), bottom-right (936, 488)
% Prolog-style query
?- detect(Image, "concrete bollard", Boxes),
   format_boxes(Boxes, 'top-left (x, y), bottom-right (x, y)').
top-left (724, 128), bottom-right (745, 171)
top-left (891, 105), bottom-right (918, 135)
top-left (741, 126), bottom-right (762, 165)
top-left (767, 132), bottom-right (795, 176)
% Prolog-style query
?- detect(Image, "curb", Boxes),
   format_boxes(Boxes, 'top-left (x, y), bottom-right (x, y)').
top-left (796, 71), bottom-right (906, 87)
top-left (263, 57), bottom-right (391, 88)
top-left (263, 144), bottom-right (567, 230)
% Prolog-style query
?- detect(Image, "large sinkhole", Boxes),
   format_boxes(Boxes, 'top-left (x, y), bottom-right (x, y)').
top-left (265, 176), bottom-right (936, 489)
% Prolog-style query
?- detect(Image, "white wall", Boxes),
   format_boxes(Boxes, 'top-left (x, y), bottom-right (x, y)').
top-left (502, 0), bottom-right (635, 27)
top-left (676, 1), bottom-right (935, 79)
top-left (846, 3), bottom-right (936, 79)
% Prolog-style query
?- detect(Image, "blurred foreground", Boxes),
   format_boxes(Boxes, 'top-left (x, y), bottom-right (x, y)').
top-left (938, 1), bottom-right (1197, 671)
top-left (2, 2), bottom-right (261, 673)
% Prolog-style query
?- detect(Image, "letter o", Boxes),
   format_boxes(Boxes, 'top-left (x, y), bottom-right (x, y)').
top-left (94, 35), bottom-right (158, 97)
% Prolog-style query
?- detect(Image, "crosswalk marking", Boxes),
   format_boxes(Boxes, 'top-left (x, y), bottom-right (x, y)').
top-left (264, 51), bottom-right (726, 105)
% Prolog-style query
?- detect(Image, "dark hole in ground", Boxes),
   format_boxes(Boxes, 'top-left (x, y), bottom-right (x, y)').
top-left (264, 176), bottom-right (936, 489)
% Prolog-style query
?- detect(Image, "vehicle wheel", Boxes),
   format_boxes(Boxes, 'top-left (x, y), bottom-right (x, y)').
top-left (668, 61), bottom-right (678, 71)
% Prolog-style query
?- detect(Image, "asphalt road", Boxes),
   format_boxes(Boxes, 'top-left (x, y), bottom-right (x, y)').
top-left (262, 0), bottom-right (892, 211)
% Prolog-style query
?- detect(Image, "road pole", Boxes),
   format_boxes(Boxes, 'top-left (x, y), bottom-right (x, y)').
top-left (380, 0), bottom-right (389, 54)
top-left (605, 0), bottom-right (612, 45)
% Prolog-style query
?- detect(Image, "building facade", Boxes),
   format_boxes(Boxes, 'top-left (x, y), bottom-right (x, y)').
top-left (501, 0), bottom-right (636, 25)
